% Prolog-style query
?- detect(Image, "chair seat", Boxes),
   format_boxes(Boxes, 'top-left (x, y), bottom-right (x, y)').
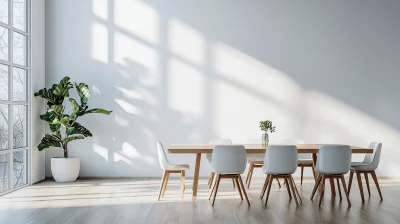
top-left (351, 162), bottom-right (373, 171)
top-left (298, 159), bottom-right (313, 165)
top-left (165, 164), bottom-right (190, 171)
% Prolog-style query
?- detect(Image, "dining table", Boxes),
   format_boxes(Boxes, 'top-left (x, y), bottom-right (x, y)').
top-left (168, 144), bottom-right (373, 200)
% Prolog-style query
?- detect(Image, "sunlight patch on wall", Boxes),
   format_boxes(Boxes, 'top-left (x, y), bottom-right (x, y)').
top-left (92, 0), bottom-right (108, 20)
top-left (91, 22), bottom-right (108, 63)
top-left (91, 85), bottom-right (101, 94)
top-left (212, 42), bottom-right (302, 112)
top-left (213, 80), bottom-right (294, 142)
top-left (114, 99), bottom-right (142, 115)
top-left (115, 114), bottom-right (129, 126)
top-left (168, 57), bottom-right (204, 116)
top-left (121, 142), bottom-right (141, 158)
top-left (113, 142), bottom-right (142, 166)
top-left (303, 91), bottom-right (400, 174)
top-left (114, 32), bottom-right (159, 86)
top-left (169, 19), bottom-right (205, 65)
top-left (115, 0), bottom-right (158, 44)
top-left (114, 153), bottom-right (133, 166)
top-left (115, 86), bottom-right (157, 105)
top-left (93, 144), bottom-right (108, 162)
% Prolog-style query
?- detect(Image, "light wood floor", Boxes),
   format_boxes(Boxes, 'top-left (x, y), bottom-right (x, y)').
top-left (0, 177), bottom-right (400, 224)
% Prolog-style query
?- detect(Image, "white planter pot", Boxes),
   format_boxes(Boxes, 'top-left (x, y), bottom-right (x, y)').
top-left (51, 157), bottom-right (80, 182)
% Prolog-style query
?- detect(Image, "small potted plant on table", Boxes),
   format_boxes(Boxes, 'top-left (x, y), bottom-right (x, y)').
top-left (259, 120), bottom-right (276, 147)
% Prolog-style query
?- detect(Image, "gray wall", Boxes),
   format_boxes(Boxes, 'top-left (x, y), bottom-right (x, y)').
top-left (45, 0), bottom-right (400, 177)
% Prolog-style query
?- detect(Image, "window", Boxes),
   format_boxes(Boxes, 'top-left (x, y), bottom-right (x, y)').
top-left (0, 0), bottom-right (29, 195)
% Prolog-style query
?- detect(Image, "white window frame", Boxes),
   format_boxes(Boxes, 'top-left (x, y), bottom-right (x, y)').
top-left (0, 0), bottom-right (31, 196)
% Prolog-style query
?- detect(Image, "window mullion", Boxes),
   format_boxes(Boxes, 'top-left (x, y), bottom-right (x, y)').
top-left (8, 0), bottom-right (14, 190)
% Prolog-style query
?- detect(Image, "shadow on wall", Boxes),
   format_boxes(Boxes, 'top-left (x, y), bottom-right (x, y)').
top-left (45, 0), bottom-right (400, 177)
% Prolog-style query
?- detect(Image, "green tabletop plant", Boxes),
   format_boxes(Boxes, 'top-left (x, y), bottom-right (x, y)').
top-left (259, 120), bottom-right (276, 146)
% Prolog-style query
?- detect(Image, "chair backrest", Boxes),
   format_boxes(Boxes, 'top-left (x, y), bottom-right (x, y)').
top-left (363, 142), bottom-right (382, 170)
top-left (211, 145), bottom-right (247, 174)
top-left (156, 141), bottom-right (170, 170)
top-left (263, 145), bottom-right (298, 174)
top-left (316, 145), bottom-right (351, 174)
top-left (281, 138), bottom-right (311, 160)
top-left (209, 139), bottom-right (232, 144)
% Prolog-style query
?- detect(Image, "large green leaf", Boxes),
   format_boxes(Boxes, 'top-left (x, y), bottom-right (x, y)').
top-left (68, 98), bottom-right (81, 120)
top-left (38, 134), bottom-right (62, 151)
top-left (67, 122), bottom-right (92, 137)
top-left (53, 76), bottom-right (73, 98)
top-left (59, 116), bottom-right (70, 127)
top-left (66, 135), bottom-right (85, 143)
top-left (34, 88), bottom-right (59, 106)
top-left (74, 82), bottom-right (90, 107)
top-left (40, 110), bottom-right (56, 122)
top-left (50, 104), bottom-right (63, 115)
top-left (85, 108), bottom-right (112, 115)
top-left (40, 110), bottom-right (61, 132)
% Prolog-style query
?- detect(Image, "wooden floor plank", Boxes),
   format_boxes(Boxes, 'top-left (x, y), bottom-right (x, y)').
top-left (0, 177), bottom-right (398, 224)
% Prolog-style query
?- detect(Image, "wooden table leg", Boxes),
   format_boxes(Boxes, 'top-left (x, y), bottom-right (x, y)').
top-left (192, 153), bottom-right (201, 200)
top-left (312, 153), bottom-right (318, 177)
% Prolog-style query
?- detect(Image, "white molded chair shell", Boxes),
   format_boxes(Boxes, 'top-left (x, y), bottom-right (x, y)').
top-left (206, 139), bottom-right (232, 163)
top-left (263, 145), bottom-right (298, 174)
top-left (211, 145), bottom-right (247, 174)
top-left (157, 141), bottom-right (190, 171)
top-left (246, 139), bottom-right (264, 162)
top-left (316, 145), bottom-right (351, 174)
top-left (351, 142), bottom-right (382, 171)
top-left (281, 138), bottom-right (311, 161)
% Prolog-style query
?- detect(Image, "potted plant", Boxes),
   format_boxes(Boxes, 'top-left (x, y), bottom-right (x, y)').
top-left (34, 76), bottom-right (112, 182)
top-left (259, 120), bottom-right (276, 147)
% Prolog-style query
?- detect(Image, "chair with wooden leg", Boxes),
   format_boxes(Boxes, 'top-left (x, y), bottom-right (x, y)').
top-left (310, 145), bottom-right (352, 207)
top-left (348, 142), bottom-right (383, 203)
top-left (206, 139), bottom-right (233, 188)
top-left (245, 139), bottom-right (281, 189)
top-left (281, 139), bottom-right (315, 185)
top-left (209, 145), bottom-right (250, 206)
top-left (260, 145), bottom-right (302, 206)
top-left (156, 142), bottom-right (190, 201)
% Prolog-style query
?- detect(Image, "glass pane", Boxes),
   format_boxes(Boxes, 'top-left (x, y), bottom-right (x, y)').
top-left (13, 67), bottom-right (26, 101)
top-left (13, 105), bottom-right (26, 148)
top-left (0, 0), bottom-right (8, 24)
top-left (0, 104), bottom-right (8, 150)
top-left (13, 0), bottom-right (25, 31)
top-left (13, 32), bottom-right (26, 66)
top-left (13, 150), bottom-right (26, 188)
top-left (0, 154), bottom-right (8, 193)
top-left (0, 64), bottom-right (8, 100)
top-left (0, 26), bottom-right (8, 61)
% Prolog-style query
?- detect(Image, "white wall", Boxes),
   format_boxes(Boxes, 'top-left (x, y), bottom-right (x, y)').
top-left (45, 0), bottom-right (400, 177)
top-left (30, 0), bottom-right (46, 183)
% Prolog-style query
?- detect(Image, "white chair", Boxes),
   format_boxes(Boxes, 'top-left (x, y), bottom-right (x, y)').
top-left (206, 139), bottom-right (232, 187)
top-left (156, 141), bottom-right (190, 200)
top-left (310, 145), bottom-right (352, 207)
top-left (245, 139), bottom-right (281, 189)
top-left (348, 142), bottom-right (383, 202)
top-left (209, 145), bottom-right (250, 206)
top-left (260, 145), bottom-right (301, 206)
top-left (281, 139), bottom-right (315, 185)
